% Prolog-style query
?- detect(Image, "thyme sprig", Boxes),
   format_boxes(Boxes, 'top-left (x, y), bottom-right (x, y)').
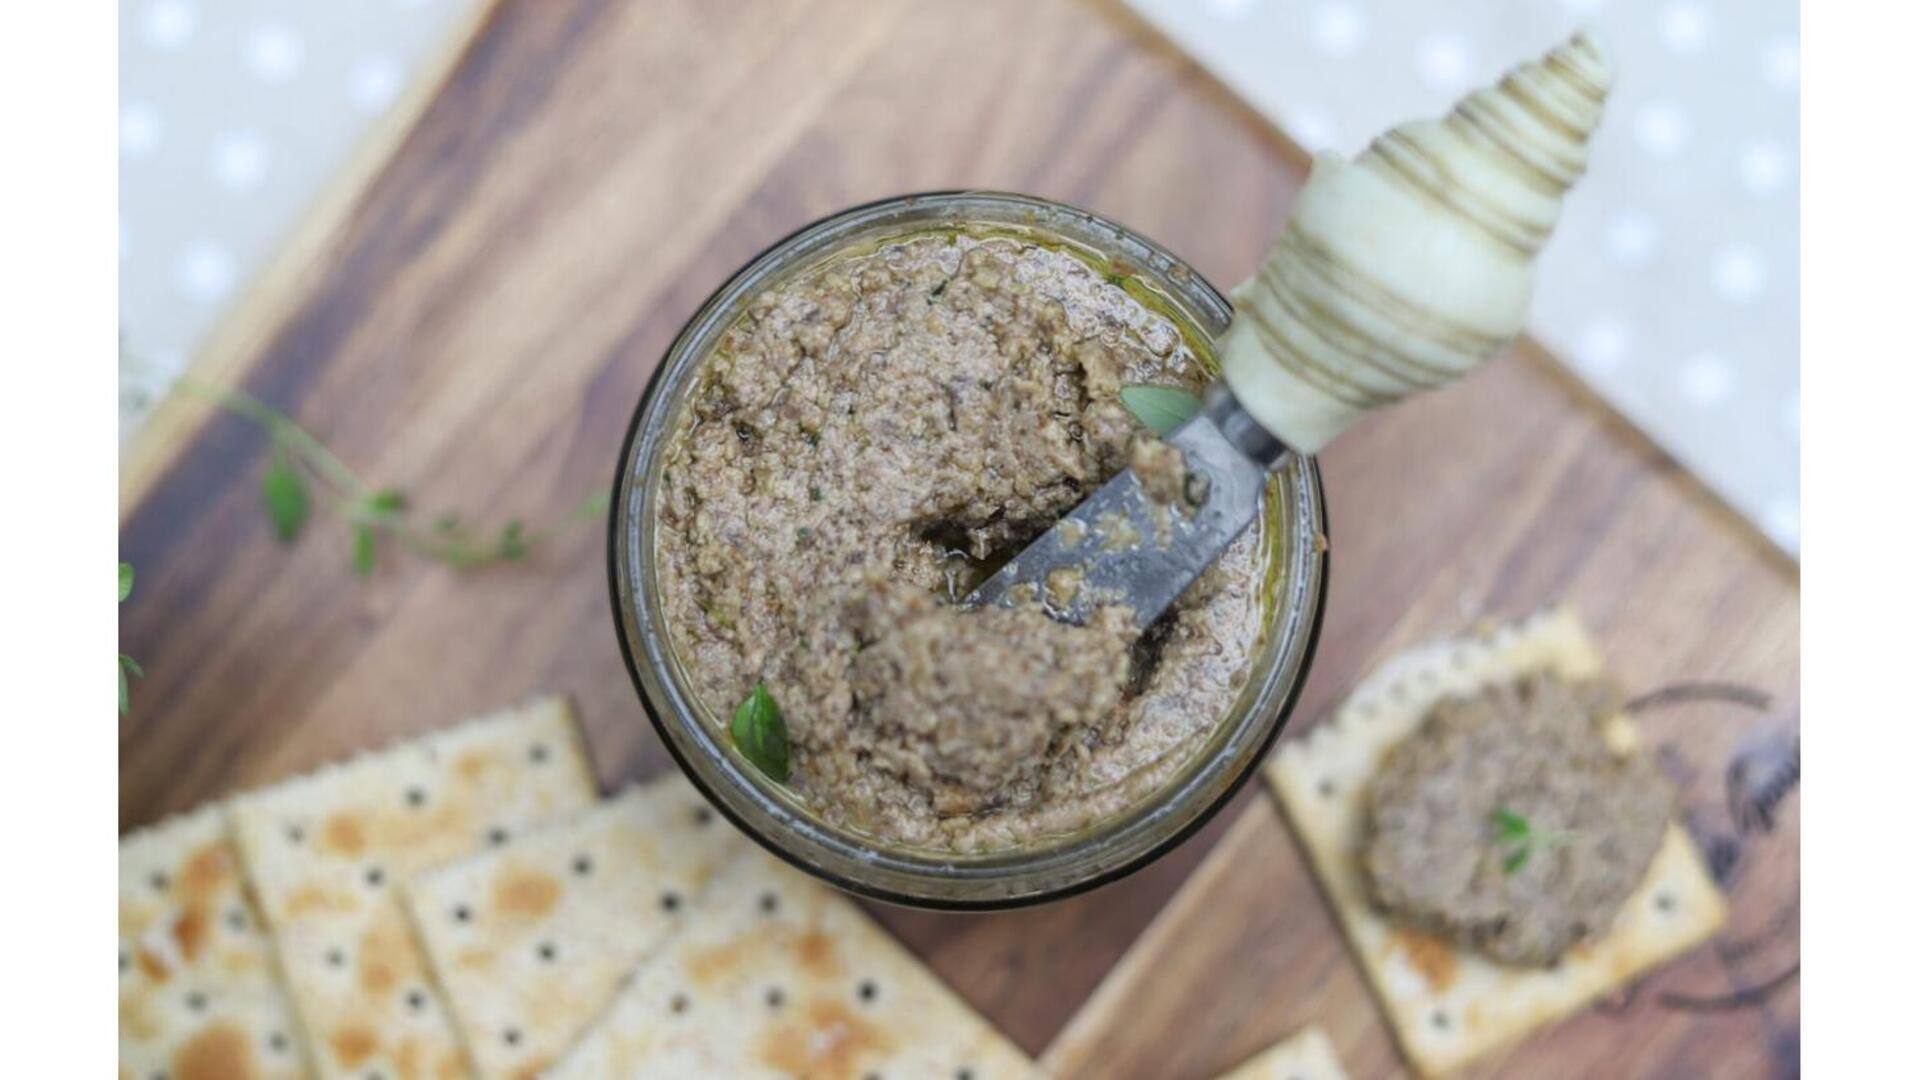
top-left (186, 380), bottom-right (606, 574)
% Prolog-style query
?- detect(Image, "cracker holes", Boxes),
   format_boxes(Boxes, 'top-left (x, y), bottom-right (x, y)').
top-left (572, 854), bottom-right (594, 877)
top-left (660, 891), bottom-right (683, 913)
top-left (502, 1027), bottom-right (522, 1047)
top-left (364, 866), bottom-right (386, 888)
top-left (404, 786), bottom-right (427, 809)
top-left (694, 806), bottom-right (715, 826)
top-left (452, 904), bottom-right (473, 924)
top-left (487, 826), bottom-right (510, 847)
top-left (285, 823), bottom-right (306, 845)
top-left (529, 742), bottom-right (550, 764)
top-left (149, 870), bottom-right (170, 893)
top-left (405, 989), bottom-right (429, 1012)
top-left (225, 907), bottom-right (248, 932)
top-left (758, 891), bottom-right (780, 914)
top-left (1654, 891), bottom-right (1678, 914)
top-left (119, 949), bottom-right (130, 975)
top-left (764, 986), bottom-right (785, 1009)
top-left (1316, 778), bottom-right (1336, 799)
top-left (267, 1031), bottom-right (290, 1054)
top-left (955, 1069), bottom-right (975, 1080)
top-left (185, 991), bottom-right (207, 1012)
top-left (669, 993), bottom-right (691, 1015)
top-left (857, 978), bottom-right (879, 1004)
top-left (1429, 1008), bottom-right (1451, 1031)
top-left (537, 941), bottom-right (558, 963)
top-left (325, 947), bottom-right (347, 969)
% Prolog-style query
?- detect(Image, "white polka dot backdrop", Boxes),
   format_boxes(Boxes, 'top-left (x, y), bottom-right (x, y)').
top-left (1761, 35), bottom-right (1799, 89)
top-left (1308, 4), bottom-right (1369, 58)
top-left (120, 102), bottom-right (163, 158)
top-left (1281, 102), bottom-right (1340, 151)
top-left (1206, 0), bottom-right (1264, 20)
top-left (1710, 244), bottom-right (1769, 304)
top-left (1657, 3), bottom-right (1711, 54)
top-left (119, 0), bottom-right (481, 444)
top-left (1574, 317), bottom-right (1633, 376)
top-left (1604, 210), bottom-right (1661, 266)
top-left (1738, 140), bottom-right (1791, 196)
top-left (1678, 353), bottom-right (1735, 407)
top-left (1632, 99), bottom-right (1692, 158)
top-left (1123, 0), bottom-right (1800, 553)
top-left (1414, 33), bottom-right (1474, 93)
top-left (142, 0), bottom-right (197, 51)
top-left (174, 239), bottom-right (236, 303)
top-left (243, 23), bottom-right (306, 83)
top-left (210, 131), bottom-right (271, 192)
top-left (349, 55), bottom-right (406, 112)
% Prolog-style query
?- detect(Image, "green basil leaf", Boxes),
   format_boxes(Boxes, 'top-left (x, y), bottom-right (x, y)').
top-left (352, 525), bottom-right (377, 576)
top-left (367, 488), bottom-right (408, 515)
top-left (260, 452), bottom-right (310, 542)
top-left (1119, 384), bottom-right (1202, 436)
top-left (119, 562), bottom-right (134, 602)
top-left (1502, 846), bottom-right (1530, 875)
top-left (730, 682), bottom-right (790, 782)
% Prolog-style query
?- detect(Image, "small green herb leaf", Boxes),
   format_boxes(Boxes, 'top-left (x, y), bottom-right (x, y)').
top-left (352, 524), bottom-right (377, 576)
top-left (118, 654), bottom-right (144, 715)
top-left (1119, 384), bottom-right (1202, 436)
top-left (1491, 806), bottom-right (1577, 875)
top-left (260, 452), bottom-right (311, 542)
top-left (368, 488), bottom-right (408, 515)
top-left (119, 562), bottom-right (139, 714)
top-left (1492, 806), bottom-right (1532, 842)
top-left (730, 682), bottom-right (791, 782)
top-left (498, 520), bottom-right (529, 560)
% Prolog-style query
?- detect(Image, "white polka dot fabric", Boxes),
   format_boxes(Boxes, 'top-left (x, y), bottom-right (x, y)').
top-left (1131, 0), bottom-right (1800, 554)
top-left (119, 0), bottom-right (480, 442)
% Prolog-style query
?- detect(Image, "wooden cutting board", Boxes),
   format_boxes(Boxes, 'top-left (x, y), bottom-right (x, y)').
top-left (117, 1), bottom-right (1800, 1076)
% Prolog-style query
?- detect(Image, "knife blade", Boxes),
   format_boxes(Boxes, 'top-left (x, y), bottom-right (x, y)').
top-left (966, 383), bottom-right (1290, 628)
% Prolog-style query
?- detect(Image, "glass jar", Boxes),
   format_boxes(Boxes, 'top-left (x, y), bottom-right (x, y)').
top-left (609, 192), bottom-right (1327, 909)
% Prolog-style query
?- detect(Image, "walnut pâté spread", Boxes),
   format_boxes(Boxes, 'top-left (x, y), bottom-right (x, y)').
top-left (655, 231), bottom-right (1269, 853)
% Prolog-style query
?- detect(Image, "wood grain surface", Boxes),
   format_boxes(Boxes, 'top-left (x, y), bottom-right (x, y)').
top-left (118, 1), bottom-right (1800, 1076)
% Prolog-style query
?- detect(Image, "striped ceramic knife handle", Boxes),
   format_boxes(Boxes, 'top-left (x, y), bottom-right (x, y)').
top-left (1220, 30), bottom-right (1614, 454)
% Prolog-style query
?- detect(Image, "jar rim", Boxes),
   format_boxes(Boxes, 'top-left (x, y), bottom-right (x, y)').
top-left (607, 191), bottom-right (1328, 909)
